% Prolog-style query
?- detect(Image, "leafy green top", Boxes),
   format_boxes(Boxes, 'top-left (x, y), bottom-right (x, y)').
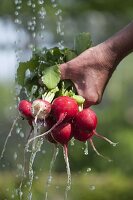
top-left (16, 33), bottom-right (92, 104)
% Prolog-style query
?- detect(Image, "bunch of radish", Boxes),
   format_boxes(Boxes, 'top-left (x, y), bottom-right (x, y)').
top-left (18, 96), bottom-right (117, 159)
top-left (15, 33), bottom-right (117, 198)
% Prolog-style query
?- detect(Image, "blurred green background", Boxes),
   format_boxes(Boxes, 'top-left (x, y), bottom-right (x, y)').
top-left (0, 0), bottom-right (133, 199)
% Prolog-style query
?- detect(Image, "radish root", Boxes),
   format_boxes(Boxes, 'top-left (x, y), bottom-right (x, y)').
top-left (27, 113), bottom-right (67, 146)
top-left (93, 131), bottom-right (118, 146)
top-left (89, 138), bottom-right (112, 162)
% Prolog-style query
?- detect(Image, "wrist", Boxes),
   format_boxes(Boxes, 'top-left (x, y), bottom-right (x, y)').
top-left (93, 42), bottom-right (119, 73)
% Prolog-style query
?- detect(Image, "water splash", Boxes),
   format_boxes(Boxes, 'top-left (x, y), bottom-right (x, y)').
top-left (45, 145), bottom-right (59, 200)
top-left (51, 0), bottom-right (64, 48)
top-left (88, 185), bottom-right (96, 191)
top-left (87, 167), bottom-right (91, 173)
top-left (25, 123), bottom-right (44, 200)
top-left (0, 116), bottom-right (20, 161)
top-left (27, 138), bottom-right (43, 200)
top-left (14, 0), bottom-right (22, 63)
top-left (84, 141), bottom-right (89, 155)
top-left (70, 138), bottom-right (75, 146)
top-left (63, 145), bottom-right (71, 200)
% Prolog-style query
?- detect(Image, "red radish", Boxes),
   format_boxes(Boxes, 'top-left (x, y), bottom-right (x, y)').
top-left (18, 100), bottom-right (32, 119)
top-left (74, 108), bottom-right (97, 133)
top-left (45, 116), bottom-right (57, 144)
top-left (51, 123), bottom-right (73, 145)
top-left (73, 108), bottom-right (117, 161)
top-left (51, 96), bottom-right (79, 122)
top-left (73, 128), bottom-right (94, 142)
top-left (31, 99), bottom-right (51, 120)
top-left (45, 133), bottom-right (57, 144)
top-left (27, 96), bottom-right (78, 143)
top-left (28, 119), bottom-right (34, 127)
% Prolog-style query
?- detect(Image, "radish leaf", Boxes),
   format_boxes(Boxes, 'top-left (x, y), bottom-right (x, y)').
top-left (74, 32), bottom-right (92, 55)
top-left (42, 65), bottom-right (61, 89)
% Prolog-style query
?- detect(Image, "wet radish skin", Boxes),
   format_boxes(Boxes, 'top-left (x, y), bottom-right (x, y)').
top-left (31, 99), bottom-right (51, 119)
top-left (51, 123), bottom-right (73, 145)
top-left (73, 127), bottom-right (94, 142)
top-left (18, 100), bottom-right (33, 119)
top-left (74, 108), bottom-right (97, 133)
top-left (51, 96), bottom-right (79, 122)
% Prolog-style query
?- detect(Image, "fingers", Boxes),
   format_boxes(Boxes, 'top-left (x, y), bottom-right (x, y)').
top-left (59, 62), bottom-right (73, 80)
top-left (59, 63), bottom-right (68, 80)
top-left (74, 81), bottom-right (102, 107)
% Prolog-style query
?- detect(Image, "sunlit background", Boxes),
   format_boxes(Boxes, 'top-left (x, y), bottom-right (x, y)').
top-left (0, 0), bottom-right (133, 199)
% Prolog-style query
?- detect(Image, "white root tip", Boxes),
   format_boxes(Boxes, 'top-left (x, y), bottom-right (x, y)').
top-left (94, 131), bottom-right (118, 147)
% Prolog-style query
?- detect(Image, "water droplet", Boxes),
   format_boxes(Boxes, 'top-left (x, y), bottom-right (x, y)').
top-left (20, 132), bottom-right (24, 138)
top-left (11, 194), bottom-right (15, 199)
top-left (70, 138), bottom-right (75, 146)
top-left (9, 106), bottom-right (12, 110)
top-left (88, 185), bottom-right (96, 191)
top-left (38, 7), bottom-right (46, 19)
top-left (27, 0), bottom-right (32, 6)
top-left (52, 3), bottom-right (57, 8)
top-left (42, 150), bottom-right (46, 154)
top-left (32, 32), bottom-right (36, 38)
top-left (112, 143), bottom-right (118, 147)
top-left (17, 164), bottom-right (23, 170)
top-left (38, 0), bottom-right (44, 4)
top-left (32, 4), bottom-right (36, 8)
top-left (15, 11), bottom-right (19, 16)
top-left (41, 24), bottom-right (45, 30)
top-left (14, 152), bottom-right (18, 160)
top-left (15, 0), bottom-right (19, 5)
top-left (47, 175), bottom-right (52, 185)
top-left (16, 5), bottom-right (21, 10)
top-left (55, 9), bottom-right (62, 16)
top-left (87, 168), bottom-right (91, 172)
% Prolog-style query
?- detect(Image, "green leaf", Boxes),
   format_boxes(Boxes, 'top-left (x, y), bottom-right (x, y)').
top-left (16, 54), bottom-right (39, 86)
top-left (74, 32), bottom-right (92, 55)
top-left (42, 65), bottom-right (61, 89)
top-left (65, 49), bottom-right (77, 61)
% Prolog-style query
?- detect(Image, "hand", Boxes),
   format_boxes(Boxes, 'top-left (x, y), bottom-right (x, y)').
top-left (60, 21), bottom-right (133, 107)
top-left (59, 43), bottom-right (116, 107)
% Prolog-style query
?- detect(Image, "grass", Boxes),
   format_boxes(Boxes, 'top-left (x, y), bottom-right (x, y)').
top-left (0, 170), bottom-right (133, 200)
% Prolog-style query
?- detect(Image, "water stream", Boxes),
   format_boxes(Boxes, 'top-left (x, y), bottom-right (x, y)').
top-left (63, 145), bottom-right (71, 200)
top-left (27, 123), bottom-right (43, 200)
top-left (44, 144), bottom-right (59, 200)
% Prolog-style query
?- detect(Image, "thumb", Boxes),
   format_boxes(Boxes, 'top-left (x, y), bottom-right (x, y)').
top-left (59, 62), bottom-right (70, 80)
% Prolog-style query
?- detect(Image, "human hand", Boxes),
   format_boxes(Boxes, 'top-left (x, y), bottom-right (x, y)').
top-left (59, 43), bottom-right (117, 107)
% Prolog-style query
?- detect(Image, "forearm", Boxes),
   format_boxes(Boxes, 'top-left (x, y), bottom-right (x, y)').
top-left (102, 21), bottom-right (133, 69)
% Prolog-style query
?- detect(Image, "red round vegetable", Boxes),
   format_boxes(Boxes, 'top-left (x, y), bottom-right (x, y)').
top-left (51, 96), bottom-right (79, 123)
top-left (73, 128), bottom-right (94, 142)
top-left (45, 116), bottom-right (57, 144)
top-left (18, 100), bottom-right (32, 119)
top-left (51, 122), bottom-right (73, 145)
top-left (31, 99), bottom-right (51, 119)
top-left (74, 108), bottom-right (97, 133)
